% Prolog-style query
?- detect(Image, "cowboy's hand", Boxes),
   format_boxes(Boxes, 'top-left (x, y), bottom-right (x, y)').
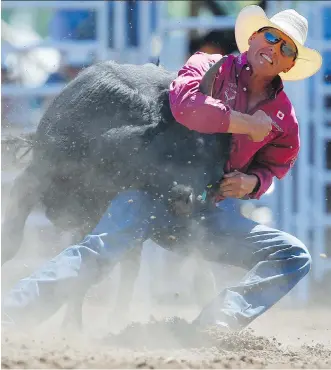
top-left (248, 110), bottom-right (273, 142)
top-left (219, 171), bottom-right (258, 198)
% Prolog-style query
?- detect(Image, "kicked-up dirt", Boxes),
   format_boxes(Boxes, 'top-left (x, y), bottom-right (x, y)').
top-left (2, 304), bottom-right (331, 369)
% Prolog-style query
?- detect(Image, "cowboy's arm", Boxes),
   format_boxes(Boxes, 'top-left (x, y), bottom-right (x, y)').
top-left (246, 125), bottom-right (300, 199)
top-left (169, 52), bottom-right (258, 135)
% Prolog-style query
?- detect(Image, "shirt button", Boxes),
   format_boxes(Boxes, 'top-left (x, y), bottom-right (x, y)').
top-left (246, 66), bottom-right (250, 70)
top-left (243, 87), bottom-right (247, 91)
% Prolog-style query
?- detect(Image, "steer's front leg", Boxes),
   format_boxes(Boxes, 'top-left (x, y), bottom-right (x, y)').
top-left (191, 249), bottom-right (217, 309)
top-left (109, 244), bottom-right (143, 330)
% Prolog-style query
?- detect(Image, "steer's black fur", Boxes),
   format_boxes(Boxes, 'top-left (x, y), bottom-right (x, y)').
top-left (2, 58), bottom-right (231, 329)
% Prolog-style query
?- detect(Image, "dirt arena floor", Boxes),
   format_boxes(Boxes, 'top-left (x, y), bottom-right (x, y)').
top-left (2, 247), bottom-right (331, 369)
top-left (2, 304), bottom-right (331, 369)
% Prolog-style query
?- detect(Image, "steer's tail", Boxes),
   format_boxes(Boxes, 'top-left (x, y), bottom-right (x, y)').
top-left (1, 132), bottom-right (36, 165)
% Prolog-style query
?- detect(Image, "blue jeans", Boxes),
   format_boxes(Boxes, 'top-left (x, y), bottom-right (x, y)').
top-left (2, 190), bottom-right (311, 330)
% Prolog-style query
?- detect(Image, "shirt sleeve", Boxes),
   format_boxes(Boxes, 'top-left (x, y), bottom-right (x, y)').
top-left (246, 124), bottom-right (300, 200)
top-left (168, 52), bottom-right (232, 134)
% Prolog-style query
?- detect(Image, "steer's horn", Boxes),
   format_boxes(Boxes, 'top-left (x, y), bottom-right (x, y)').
top-left (199, 55), bottom-right (228, 97)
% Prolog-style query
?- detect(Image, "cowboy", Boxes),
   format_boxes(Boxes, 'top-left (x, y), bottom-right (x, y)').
top-left (2, 5), bottom-right (322, 332)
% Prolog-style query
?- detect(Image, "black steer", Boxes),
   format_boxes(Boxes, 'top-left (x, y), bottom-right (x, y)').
top-left (1, 57), bottom-right (231, 330)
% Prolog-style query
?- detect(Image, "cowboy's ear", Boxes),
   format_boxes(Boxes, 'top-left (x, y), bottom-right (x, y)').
top-left (283, 60), bottom-right (296, 73)
top-left (248, 31), bottom-right (258, 44)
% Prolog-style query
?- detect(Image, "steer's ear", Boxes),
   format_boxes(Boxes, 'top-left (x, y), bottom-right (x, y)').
top-left (199, 55), bottom-right (228, 98)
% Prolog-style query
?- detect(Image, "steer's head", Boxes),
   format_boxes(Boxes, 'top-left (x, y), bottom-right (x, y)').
top-left (168, 183), bottom-right (194, 216)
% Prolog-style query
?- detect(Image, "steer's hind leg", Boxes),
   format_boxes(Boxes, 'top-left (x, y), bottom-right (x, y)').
top-left (62, 288), bottom-right (85, 333)
top-left (61, 229), bottom-right (87, 333)
top-left (1, 162), bottom-right (50, 265)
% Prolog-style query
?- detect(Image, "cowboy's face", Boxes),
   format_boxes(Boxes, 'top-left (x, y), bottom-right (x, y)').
top-left (247, 27), bottom-right (297, 77)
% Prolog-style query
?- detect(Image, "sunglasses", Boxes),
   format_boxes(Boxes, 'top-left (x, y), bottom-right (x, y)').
top-left (259, 27), bottom-right (298, 60)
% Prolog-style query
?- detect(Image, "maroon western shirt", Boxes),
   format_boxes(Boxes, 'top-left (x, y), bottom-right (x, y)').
top-left (169, 51), bottom-right (300, 200)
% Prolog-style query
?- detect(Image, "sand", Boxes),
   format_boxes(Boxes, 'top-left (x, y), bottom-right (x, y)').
top-left (2, 308), bottom-right (331, 369)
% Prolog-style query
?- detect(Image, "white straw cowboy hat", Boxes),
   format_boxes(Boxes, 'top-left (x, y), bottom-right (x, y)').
top-left (235, 5), bottom-right (322, 81)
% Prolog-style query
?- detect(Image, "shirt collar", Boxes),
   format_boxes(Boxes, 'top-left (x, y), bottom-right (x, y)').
top-left (235, 52), bottom-right (284, 98)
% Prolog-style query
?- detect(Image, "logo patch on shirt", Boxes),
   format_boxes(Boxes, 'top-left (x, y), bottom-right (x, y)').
top-left (224, 82), bottom-right (237, 105)
top-left (276, 110), bottom-right (285, 120)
